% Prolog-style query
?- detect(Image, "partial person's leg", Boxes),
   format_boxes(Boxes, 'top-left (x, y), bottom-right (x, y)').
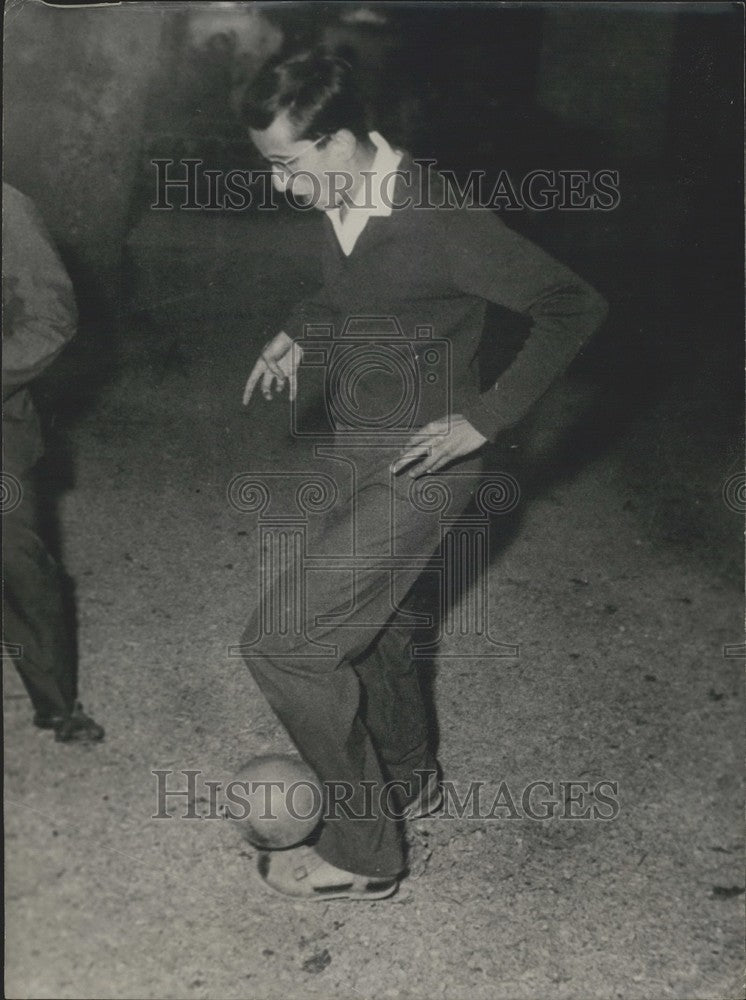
top-left (242, 444), bottom-right (482, 878)
top-left (3, 473), bottom-right (76, 720)
top-left (242, 476), bottom-right (412, 879)
top-left (351, 621), bottom-right (435, 791)
top-left (245, 646), bottom-right (404, 878)
top-left (349, 468), bottom-right (480, 808)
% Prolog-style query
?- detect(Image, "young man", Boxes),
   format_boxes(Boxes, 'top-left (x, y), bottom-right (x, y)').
top-left (240, 50), bottom-right (607, 899)
top-left (2, 182), bottom-right (104, 743)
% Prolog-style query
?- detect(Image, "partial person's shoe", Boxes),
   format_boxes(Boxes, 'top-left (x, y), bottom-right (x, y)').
top-left (257, 845), bottom-right (399, 901)
top-left (402, 767), bottom-right (443, 820)
top-left (53, 702), bottom-right (105, 743)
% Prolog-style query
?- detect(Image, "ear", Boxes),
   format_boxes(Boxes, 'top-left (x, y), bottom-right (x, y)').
top-left (328, 129), bottom-right (358, 161)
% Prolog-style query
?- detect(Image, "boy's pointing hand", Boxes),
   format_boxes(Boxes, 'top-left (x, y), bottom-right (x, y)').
top-left (243, 331), bottom-right (303, 405)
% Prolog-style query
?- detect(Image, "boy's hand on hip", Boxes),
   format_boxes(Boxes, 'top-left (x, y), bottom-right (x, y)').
top-left (243, 331), bottom-right (303, 405)
top-left (391, 415), bottom-right (487, 477)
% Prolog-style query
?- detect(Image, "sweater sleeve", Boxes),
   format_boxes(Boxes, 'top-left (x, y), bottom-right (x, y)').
top-left (440, 207), bottom-right (608, 439)
top-left (280, 216), bottom-right (336, 342)
top-left (281, 282), bottom-right (334, 342)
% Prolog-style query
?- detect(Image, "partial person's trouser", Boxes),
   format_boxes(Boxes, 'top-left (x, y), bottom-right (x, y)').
top-left (2, 468), bottom-right (77, 719)
top-left (240, 441), bottom-right (483, 879)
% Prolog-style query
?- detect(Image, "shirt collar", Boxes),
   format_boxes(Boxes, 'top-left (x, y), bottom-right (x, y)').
top-left (327, 131), bottom-right (403, 221)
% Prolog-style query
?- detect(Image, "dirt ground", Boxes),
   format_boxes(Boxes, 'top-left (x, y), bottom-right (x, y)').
top-left (4, 211), bottom-right (744, 999)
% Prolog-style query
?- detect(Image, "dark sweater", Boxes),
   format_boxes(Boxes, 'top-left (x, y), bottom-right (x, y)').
top-left (283, 157), bottom-right (608, 441)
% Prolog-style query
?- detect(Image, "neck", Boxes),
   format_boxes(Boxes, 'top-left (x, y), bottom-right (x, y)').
top-left (340, 137), bottom-right (376, 213)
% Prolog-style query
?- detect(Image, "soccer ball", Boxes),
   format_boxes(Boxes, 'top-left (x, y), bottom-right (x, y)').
top-left (224, 753), bottom-right (323, 849)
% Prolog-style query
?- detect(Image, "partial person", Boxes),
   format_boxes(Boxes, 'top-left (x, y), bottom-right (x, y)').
top-left (2, 182), bottom-right (104, 742)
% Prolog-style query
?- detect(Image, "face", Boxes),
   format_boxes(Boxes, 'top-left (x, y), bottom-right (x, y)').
top-left (249, 112), bottom-right (353, 211)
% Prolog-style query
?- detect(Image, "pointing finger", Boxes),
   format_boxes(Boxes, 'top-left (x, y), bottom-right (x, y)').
top-left (243, 360), bottom-right (265, 405)
top-left (261, 366), bottom-right (278, 400)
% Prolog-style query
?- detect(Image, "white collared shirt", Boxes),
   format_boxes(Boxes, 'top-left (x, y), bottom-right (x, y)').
top-left (325, 131), bottom-right (404, 256)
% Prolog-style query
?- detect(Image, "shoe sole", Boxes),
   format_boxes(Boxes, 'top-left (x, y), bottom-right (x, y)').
top-left (54, 730), bottom-right (105, 743)
top-left (260, 877), bottom-right (399, 902)
top-left (257, 852), bottom-right (399, 901)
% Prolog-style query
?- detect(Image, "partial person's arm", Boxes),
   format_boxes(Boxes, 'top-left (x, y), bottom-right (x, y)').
top-left (2, 185), bottom-right (78, 398)
top-left (244, 261), bottom-right (333, 405)
top-left (279, 282), bottom-right (334, 344)
top-left (441, 207), bottom-right (608, 440)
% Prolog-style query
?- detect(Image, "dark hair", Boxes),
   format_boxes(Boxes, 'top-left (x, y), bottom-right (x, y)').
top-left (241, 49), bottom-right (368, 142)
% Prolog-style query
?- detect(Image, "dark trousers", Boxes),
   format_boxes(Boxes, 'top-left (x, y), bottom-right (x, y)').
top-left (2, 469), bottom-right (77, 719)
top-left (241, 442), bottom-right (481, 878)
